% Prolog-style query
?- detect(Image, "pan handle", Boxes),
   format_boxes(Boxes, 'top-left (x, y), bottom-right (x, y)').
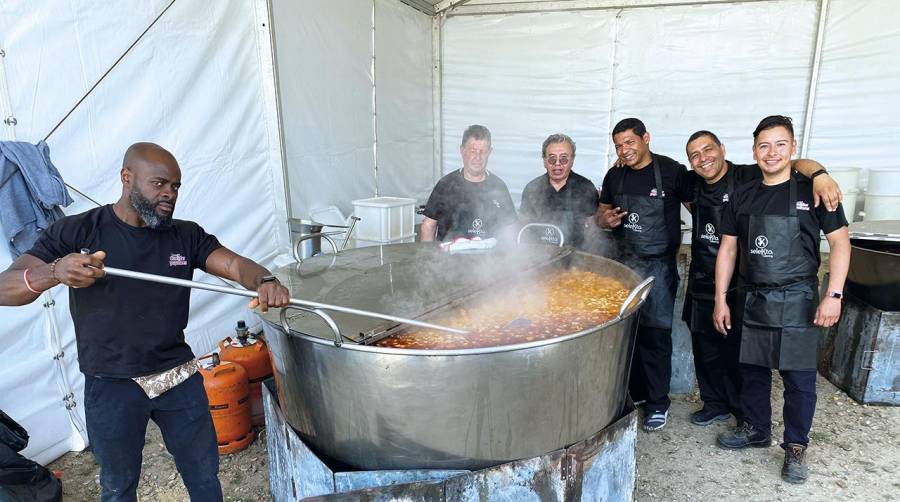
top-left (517, 223), bottom-right (565, 248)
top-left (280, 305), bottom-right (344, 347)
top-left (293, 232), bottom-right (339, 263)
top-left (617, 276), bottom-right (655, 320)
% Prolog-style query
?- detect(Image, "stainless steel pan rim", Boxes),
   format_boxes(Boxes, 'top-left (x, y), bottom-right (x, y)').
top-left (274, 305), bottom-right (641, 357)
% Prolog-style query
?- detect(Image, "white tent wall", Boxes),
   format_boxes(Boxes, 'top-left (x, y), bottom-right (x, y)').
top-left (0, 0), bottom-right (288, 464)
top-left (375, 0), bottom-right (435, 203)
top-left (439, 0), bottom-right (900, 210)
top-left (271, 0), bottom-right (434, 221)
top-left (441, 0), bottom-right (820, 204)
top-left (271, 0), bottom-right (377, 220)
top-left (442, 11), bottom-right (617, 198)
top-left (806, 0), bottom-right (900, 191)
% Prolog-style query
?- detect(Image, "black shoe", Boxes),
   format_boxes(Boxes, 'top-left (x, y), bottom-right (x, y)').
top-left (781, 443), bottom-right (809, 484)
top-left (690, 408), bottom-right (731, 426)
top-left (717, 422), bottom-right (771, 449)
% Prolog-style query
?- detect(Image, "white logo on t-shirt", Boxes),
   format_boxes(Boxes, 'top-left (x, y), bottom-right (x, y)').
top-left (169, 253), bottom-right (188, 266)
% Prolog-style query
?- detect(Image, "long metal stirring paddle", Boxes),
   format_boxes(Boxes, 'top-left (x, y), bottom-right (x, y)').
top-left (98, 265), bottom-right (469, 335)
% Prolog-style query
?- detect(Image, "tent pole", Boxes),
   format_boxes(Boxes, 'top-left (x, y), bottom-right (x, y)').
top-left (431, 13), bottom-right (444, 185)
top-left (801, 0), bottom-right (829, 158)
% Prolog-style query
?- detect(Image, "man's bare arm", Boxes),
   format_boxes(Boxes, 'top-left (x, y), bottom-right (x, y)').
top-left (712, 235), bottom-right (738, 335)
top-left (792, 159), bottom-right (842, 211)
top-left (205, 247), bottom-right (290, 312)
top-left (420, 217), bottom-right (438, 242)
top-left (0, 252), bottom-right (106, 306)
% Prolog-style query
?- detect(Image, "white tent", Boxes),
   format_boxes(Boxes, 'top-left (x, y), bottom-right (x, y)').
top-left (1, 0), bottom-right (898, 465)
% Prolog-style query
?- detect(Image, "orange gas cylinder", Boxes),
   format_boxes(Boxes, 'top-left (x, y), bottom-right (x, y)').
top-left (218, 320), bottom-right (273, 426)
top-left (199, 353), bottom-right (255, 455)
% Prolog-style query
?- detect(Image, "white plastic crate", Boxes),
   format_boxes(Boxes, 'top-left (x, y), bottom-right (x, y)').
top-left (352, 197), bottom-right (416, 241)
top-left (352, 233), bottom-right (416, 249)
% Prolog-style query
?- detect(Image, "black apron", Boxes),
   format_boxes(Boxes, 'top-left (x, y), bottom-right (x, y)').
top-left (738, 176), bottom-right (820, 370)
top-left (685, 173), bottom-right (734, 333)
top-left (612, 156), bottom-right (677, 329)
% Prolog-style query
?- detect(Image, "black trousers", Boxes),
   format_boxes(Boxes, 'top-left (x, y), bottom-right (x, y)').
top-left (629, 325), bottom-right (672, 412)
top-left (691, 326), bottom-right (743, 419)
top-left (740, 363), bottom-right (817, 447)
top-left (84, 373), bottom-right (223, 502)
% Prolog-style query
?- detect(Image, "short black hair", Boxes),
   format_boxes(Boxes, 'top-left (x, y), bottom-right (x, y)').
top-left (686, 130), bottom-right (722, 147)
top-left (753, 115), bottom-right (794, 141)
top-left (612, 118), bottom-right (647, 138)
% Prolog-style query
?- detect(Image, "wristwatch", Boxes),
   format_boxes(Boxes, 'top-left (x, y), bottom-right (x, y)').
top-left (828, 290), bottom-right (843, 299)
top-left (260, 275), bottom-right (279, 285)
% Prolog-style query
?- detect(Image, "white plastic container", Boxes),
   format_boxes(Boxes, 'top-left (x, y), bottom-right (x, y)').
top-left (353, 233), bottom-right (416, 249)
top-left (352, 197), bottom-right (416, 241)
top-left (842, 192), bottom-right (859, 222)
top-left (865, 169), bottom-right (900, 196)
top-left (863, 193), bottom-right (900, 221)
top-left (828, 167), bottom-right (861, 193)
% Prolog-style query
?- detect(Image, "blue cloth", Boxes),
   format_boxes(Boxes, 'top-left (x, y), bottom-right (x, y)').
top-left (0, 141), bottom-right (73, 257)
top-left (84, 373), bottom-right (222, 502)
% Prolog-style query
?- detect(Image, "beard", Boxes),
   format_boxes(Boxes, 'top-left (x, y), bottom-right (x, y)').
top-left (129, 187), bottom-right (173, 229)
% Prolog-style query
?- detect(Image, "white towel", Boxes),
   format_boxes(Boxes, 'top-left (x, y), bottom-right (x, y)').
top-left (439, 237), bottom-right (497, 254)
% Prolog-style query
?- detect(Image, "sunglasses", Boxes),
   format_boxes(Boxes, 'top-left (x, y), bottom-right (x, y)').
top-left (545, 155), bottom-right (570, 166)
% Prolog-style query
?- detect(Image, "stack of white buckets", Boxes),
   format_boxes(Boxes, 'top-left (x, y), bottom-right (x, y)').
top-left (829, 167), bottom-right (900, 222)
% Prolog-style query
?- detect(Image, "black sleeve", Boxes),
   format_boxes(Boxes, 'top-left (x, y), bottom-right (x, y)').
top-left (422, 179), bottom-right (447, 221)
top-left (519, 182), bottom-right (538, 220)
top-left (816, 202), bottom-right (849, 235)
top-left (577, 183), bottom-right (600, 217)
top-left (732, 163), bottom-right (762, 183)
top-left (25, 217), bottom-right (81, 263)
top-left (189, 223), bottom-right (223, 272)
top-left (677, 170), bottom-right (698, 203)
top-left (599, 169), bottom-right (615, 205)
top-left (497, 183), bottom-right (518, 225)
top-left (720, 200), bottom-right (739, 236)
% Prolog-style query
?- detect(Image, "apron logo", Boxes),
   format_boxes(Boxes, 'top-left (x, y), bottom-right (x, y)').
top-left (750, 235), bottom-right (774, 258)
top-left (701, 223), bottom-right (720, 244)
top-left (169, 253), bottom-right (188, 266)
top-left (541, 227), bottom-right (559, 244)
top-left (492, 199), bottom-right (501, 208)
top-left (649, 188), bottom-right (657, 197)
top-left (624, 212), bottom-right (643, 232)
top-left (796, 201), bottom-right (810, 211)
top-left (469, 218), bottom-right (486, 237)
top-left (722, 193), bottom-right (729, 203)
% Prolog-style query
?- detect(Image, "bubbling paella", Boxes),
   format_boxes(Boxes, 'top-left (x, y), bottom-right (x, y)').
top-left (373, 268), bottom-right (630, 350)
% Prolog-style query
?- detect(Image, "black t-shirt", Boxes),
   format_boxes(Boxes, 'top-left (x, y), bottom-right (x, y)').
top-left (26, 205), bottom-right (222, 378)
top-left (599, 153), bottom-right (691, 255)
top-left (423, 169), bottom-right (517, 241)
top-left (519, 171), bottom-right (599, 248)
top-left (720, 171), bottom-right (848, 277)
top-left (683, 162), bottom-right (761, 208)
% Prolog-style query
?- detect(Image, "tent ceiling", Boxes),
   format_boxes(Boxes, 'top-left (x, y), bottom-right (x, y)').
top-left (401, 0), bottom-right (788, 16)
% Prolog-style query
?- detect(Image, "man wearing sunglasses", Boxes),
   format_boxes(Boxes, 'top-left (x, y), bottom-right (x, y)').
top-left (519, 134), bottom-right (599, 249)
top-left (598, 118), bottom-right (692, 432)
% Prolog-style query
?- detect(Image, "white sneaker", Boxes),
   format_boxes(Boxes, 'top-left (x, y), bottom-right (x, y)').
top-left (642, 410), bottom-right (668, 432)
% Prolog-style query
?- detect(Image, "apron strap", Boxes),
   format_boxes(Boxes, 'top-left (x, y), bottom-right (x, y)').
top-left (615, 154), bottom-right (664, 197)
top-left (788, 171), bottom-right (798, 216)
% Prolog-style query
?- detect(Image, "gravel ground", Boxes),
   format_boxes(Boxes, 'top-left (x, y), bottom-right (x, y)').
top-left (49, 372), bottom-right (899, 501)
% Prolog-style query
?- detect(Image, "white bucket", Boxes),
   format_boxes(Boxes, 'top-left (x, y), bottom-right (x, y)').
top-left (863, 193), bottom-right (900, 221)
top-left (866, 169), bottom-right (900, 196)
top-left (828, 167), bottom-right (861, 193)
top-left (842, 191), bottom-right (859, 222)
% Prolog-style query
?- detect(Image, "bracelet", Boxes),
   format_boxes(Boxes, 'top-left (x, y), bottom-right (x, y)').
top-left (23, 268), bottom-right (41, 294)
top-left (49, 258), bottom-right (62, 284)
top-left (810, 168), bottom-right (828, 179)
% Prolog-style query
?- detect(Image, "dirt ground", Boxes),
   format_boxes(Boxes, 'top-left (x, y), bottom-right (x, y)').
top-left (49, 373), bottom-right (899, 501)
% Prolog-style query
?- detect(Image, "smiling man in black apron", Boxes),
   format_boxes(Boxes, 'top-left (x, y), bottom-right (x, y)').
top-left (519, 134), bottom-right (599, 249)
top-left (598, 118), bottom-right (692, 432)
top-left (421, 125), bottom-right (518, 243)
top-left (682, 131), bottom-right (841, 428)
top-left (712, 116), bottom-right (851, 484)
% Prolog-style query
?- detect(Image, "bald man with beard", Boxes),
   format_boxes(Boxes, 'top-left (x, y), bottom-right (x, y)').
top-left (0, 143), bottom-right (290, 502)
